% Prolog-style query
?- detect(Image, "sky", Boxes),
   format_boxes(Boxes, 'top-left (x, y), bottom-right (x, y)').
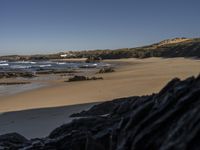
top-left (0, 0), bottom-right (200, 55)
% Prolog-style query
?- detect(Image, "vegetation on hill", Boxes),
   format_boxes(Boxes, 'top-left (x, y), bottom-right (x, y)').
top-left (72, 38), bottom-right (200, 59)
top-left (0, 38), bottom-right (200, 61)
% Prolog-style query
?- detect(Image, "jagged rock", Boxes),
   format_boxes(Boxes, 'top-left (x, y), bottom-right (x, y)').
top-left (0, 133), bottom-right (29, 149)
top-left (0, 75), bottom-right (200, 150)
top-left (70, 97), bottom-right (136, 117)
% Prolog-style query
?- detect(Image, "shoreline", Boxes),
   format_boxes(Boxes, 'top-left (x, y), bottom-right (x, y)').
top-left (0, 57), bottom-right (199, 138)
top-left (0, 57), bottom-right (199, 113)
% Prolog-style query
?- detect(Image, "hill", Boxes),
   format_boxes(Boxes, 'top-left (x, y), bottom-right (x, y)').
top-left (0, 37), bottom-right (200, 61)
top-left (73, 37), bottom-right (200, 59)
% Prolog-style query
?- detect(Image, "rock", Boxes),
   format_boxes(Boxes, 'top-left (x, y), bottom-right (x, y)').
top-left (85, 56), bottom-right (102, 63)
top-left (0, 75), bottom-right (200, 150)
top-left (0, 133), bottom-right (29, 149)
top-left (67, 76), bottom-right (103, 82)
top-left (0, 82), bottom-right (30, 85)
top-left (70, 97), bottom-right (135, 117)
top-left (97, 67), bottom-right (115, 74)
top-left (0, 72), bottom-right (35, 79)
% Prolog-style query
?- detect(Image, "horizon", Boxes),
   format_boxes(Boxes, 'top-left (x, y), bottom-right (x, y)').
top-left (0, 0), bottom-right (200, 55)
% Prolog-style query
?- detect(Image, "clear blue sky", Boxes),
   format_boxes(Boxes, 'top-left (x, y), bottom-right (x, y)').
top-left (0, 0), bottom-right (200, 55)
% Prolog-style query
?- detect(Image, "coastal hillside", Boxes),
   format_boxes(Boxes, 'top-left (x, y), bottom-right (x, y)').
top-left (74, 37), bottom-right (200, 59)
top-left (0, 38), bottom-right (200, 61)
top-left (0, 75), bottom-right (199, 149)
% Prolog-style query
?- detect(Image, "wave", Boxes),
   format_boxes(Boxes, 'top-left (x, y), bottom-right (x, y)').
top-left (56, 62), bottom-right (66, 65)
top-left (10, 65), bottom-right (31, 69)
top-left (0, 61), bottom-right (7, 63)
top-left (15, 61), bottom-right (36, 64)
top-left (0, 63), bottom-right (9, 66)
top-left (39, 64), bottom-right (52, 68)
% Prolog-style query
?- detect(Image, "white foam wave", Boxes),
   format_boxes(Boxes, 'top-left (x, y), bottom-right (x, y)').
top-left (0, 61), bottom-right (7, 63)
top-left (10, 65), bottom-right (31, 69)
top-left (56, 62), bottom-right (66, 65)
top-left (15, 61), bottom-right (36, 64)
top-left (39, 64), bottom-right (52, 68)
top-left (0, 63), bottom-right (9, 66)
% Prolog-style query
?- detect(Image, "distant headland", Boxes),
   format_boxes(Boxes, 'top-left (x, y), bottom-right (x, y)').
top-left (0, 37), bottom-right (200, 61)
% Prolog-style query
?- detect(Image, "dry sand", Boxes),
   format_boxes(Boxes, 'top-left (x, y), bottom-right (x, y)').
top-left (0, 57), bottom-right (199, 138)
top-left (0, 57), bottom-right (199, 113)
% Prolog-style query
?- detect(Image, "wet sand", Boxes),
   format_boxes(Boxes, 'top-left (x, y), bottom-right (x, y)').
top-left (0, 103), bottom-right (97, 138)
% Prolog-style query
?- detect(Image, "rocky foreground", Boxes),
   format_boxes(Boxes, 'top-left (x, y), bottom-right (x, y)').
top-left (0, 75), bottom-right (200, 150)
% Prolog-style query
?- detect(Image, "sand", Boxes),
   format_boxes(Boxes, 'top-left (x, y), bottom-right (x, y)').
top-left (0, 103), bottom-right (97, 139)
top-left (0, 57), bottom-right (199, 113)
top-left (0, 57), bottom-right (199, 138)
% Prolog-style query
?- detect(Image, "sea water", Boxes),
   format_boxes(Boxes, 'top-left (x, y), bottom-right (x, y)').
top-left (0, 60), bottom-right (111, 97)
top-left (0, 60), bottom-right (108, 72)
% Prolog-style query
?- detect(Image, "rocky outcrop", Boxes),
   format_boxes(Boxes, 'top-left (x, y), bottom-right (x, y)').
top-left (67, 75), bottom-right (103, 82)
top-left (0, 75), bottom-right (200, 150)
top-left (85, 56), bottom-right (102, 63)
top-left (0, 72), bottom-right (35, 79)
top-left (0, 133), bottom-right (30, 149)
top-left (0, 82), bottom-right (30, 85)
top-left (97, 67), bottom-right (115, 74)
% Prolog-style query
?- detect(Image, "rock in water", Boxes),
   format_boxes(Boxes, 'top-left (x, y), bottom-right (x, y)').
top-left (0, 75), bottom-right (200, 150)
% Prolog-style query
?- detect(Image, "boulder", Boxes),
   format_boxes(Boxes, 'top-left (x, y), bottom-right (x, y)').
top-left (98, 67), bottom-right (115, 74)
top-left (67, 76), bottom-right (103, 82)
top-left (85, 56), bottom-right (102, 63)
top-left (0, 133), bottom-right (29, 149)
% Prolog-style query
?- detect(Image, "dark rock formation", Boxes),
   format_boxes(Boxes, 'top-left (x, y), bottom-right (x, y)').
top-left (97, 67), bottom-right (115, 74)
top-left (35, 69), bottom-right (77, 75)
top-left (67, 75), bottom-right (103, 82)
top-left (0, 75), bottom-right (200, 150)
top-left (0, 72), bottom-right (35, 79)
top-left (85, 56), bottom-right (102, 63)
top-left (0, 82), bottom-right (30, 85)
top-left (0, 133), bottom-right (30, 149)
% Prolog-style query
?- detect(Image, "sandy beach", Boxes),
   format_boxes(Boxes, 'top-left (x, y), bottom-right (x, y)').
top-left (0, 57), bottom-right (199, 112)
top-left (0, 57), bottom-right (199, 138)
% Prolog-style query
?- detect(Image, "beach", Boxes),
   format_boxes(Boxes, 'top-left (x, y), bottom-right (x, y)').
top-left (0, 57), bottom-right (199, 138)
top-left (0, 57), bottom-right (199, 112)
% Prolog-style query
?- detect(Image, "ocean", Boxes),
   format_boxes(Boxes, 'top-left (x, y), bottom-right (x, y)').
top-left (0, 60), bottom-right (108, 72)
top-left (0, 60), bottom-right (110, 97)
